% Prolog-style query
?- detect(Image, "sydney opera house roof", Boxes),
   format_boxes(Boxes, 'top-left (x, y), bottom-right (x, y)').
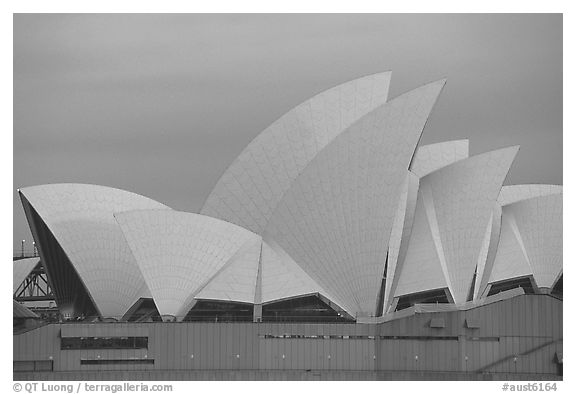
top-left (16, 73), bottom-right (562, 322)
top-left (488, 186), bottom-right (562, 291)
top-left (18, 184), bottom-right (172, 318)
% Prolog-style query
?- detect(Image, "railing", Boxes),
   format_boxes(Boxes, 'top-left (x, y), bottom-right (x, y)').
top-left (13, 251), bottom-right (38, 260)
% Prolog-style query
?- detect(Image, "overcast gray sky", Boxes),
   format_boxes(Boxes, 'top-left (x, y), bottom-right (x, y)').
top-left (13, 14), bottom-right (562, 252)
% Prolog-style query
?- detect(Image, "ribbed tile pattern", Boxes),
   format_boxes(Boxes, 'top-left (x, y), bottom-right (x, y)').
top-left (384, 171), bottom-right (419, 311)
top-left (114, 210), bottom-right (261, 319)
top-left (188, 235), bottom-right (340, 307)
top-left (506, 194), bottom-right (562, 288)
top-left (410, 140), bottom-right (469, 177)
top-left (473, 214), bottom-right (493, 298)
top-left (488, 187), bottom-right (562, 290)
top-left (393, 189), bottom-right (448, 297)
top-left (260, 239), bottom-right (332, 305)
top-left (201, 72), bottom-right (392, 234)
top-left (418, 147), bottom-right (519, 303)
top-left (19, 184), bottom-right (171, 318)
top-left (498, 184), bottom-right (562, 206)
top-left (13, 257), bottom-right (40, 293)
top-left (386, 140), bottom-right (469, 312)
top-left (488, 210), bottom-right (533, 285)
top-left (194, 237), bottom-right (262, 304)
top-left (264, 80), bottom-right (446, 317)
top-left (474, 203), bottom-right (502, 299)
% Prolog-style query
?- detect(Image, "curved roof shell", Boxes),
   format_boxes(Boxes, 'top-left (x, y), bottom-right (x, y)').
top-left (489, 192), bottom-right (562, 289)
top-left (392, 186), bottom-right (450, 298)
top-left (18, 184), bottom-right (171, 318)
top-left (264, 80), bottom-right (446, 317)
top-left (201, 72), bottom-right (392, 234)
top-left (193, 236), bottom-right (262, 304)
top-left (384, 171), bottom-right (419, 312)
top-left (473, 203), bottom-right (502, 299)
top-left (392, 147), bottom-right (519, 304)
top-left (410, 139), bottom-right (469, 177)
top-left (260, 239), bottom-right (335, 305)
top-left (16, 73), bottom-right (563, 318)
top-left (487, 207), bottom-right (533, 286)
top-left (116, 210), bottom-right (340, 316)
top-left (193, 237), bottom-right (338, 306)
top-left (498, 184), bottom-right (562, 206)
top-left (385, 140), bottom-right (470, 312)
top-left (13, 257), bottom-right (40, 294)
top-left (115, 210), bottom-right (261, 319)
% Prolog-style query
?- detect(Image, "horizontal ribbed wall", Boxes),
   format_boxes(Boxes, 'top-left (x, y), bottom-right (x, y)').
top-left (14, 294), bottom-right (562, 377)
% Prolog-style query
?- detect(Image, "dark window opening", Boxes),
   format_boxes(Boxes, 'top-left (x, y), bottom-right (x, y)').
top-left (380, 335), bottom-right (458, 341)
top-left (260, 333), bottom-right (372, 339)
top-left (487, 277), bottom-right (535, 296)
top-left (183, 300), bottom-right (253, 322)
top-left (61, 336), bottom-right (148, 350)
top-left (13, 360), bottom-right (53, 372)
top-left (262, 295), bottom-right (352, 323)
top-left (395, 289), bottom-right (450, 311)
top-left (81, 359), bottom-right (153, 365)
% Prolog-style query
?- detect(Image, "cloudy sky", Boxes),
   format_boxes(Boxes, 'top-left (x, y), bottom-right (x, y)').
top-left (13, 14), bottom-right (562, 252)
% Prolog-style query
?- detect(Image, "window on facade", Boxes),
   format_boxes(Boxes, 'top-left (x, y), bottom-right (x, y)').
top-left (80, 359), bottom-right (154, 365)
top-left (61, 336), bottom-right (148, 350)
top-left (13, 360), bottom-right (53, 372)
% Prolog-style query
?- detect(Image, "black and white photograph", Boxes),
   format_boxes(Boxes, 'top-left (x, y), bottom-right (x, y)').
top-left (9, 10), bottom-right (566, 385)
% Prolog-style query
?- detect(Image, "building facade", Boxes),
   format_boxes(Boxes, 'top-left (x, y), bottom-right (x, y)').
top-left (14, 73), bottom-right (562, 380)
